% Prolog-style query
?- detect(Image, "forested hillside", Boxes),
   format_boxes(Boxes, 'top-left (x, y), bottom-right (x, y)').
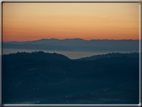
top-left (2, 52), bottom-right (139, 104)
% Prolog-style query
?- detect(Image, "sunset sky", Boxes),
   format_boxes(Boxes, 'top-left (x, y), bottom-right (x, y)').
top-left (3, 3), bottom-right (139, 42)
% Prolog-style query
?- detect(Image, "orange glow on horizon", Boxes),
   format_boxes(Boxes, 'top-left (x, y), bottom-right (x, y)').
top-left (3, 3), bottom-right (139, 42)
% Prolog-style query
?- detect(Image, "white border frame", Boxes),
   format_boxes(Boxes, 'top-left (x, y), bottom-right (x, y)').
top-left (1, 0), bottom-right (141, 106)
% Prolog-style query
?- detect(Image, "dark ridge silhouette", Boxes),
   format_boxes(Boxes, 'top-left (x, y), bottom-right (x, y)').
top-left (3, 39), bottom-right (139, 52)
top-left (3, 51), bottom-right (70, 61)
top-left (78, 52), bottom-right (139, 60)
top-left (2, 51), bottom-right (139, 104)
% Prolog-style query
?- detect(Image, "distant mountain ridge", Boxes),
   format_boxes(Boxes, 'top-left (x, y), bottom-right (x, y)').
top-left (5, 38), bottom-right (139, 42)
top-left (3, 38), bottom-right (139, 52)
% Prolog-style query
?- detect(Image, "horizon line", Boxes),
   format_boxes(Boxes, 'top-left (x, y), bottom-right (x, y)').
top-left (3, 38), bottom-right (140, 42)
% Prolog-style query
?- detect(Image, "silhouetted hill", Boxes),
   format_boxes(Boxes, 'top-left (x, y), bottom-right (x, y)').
top-left (78, 52), bottom-right (139, 60)
top-left (3, 51), bottom-right (70, 61)
top-left (3, 38), bottom-right (139, 52)
top-left (2, 52), bottom-right (139, 104)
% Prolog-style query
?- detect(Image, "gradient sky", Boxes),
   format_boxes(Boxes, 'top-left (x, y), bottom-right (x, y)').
top-left (3, 3), bottom-right (139, 42)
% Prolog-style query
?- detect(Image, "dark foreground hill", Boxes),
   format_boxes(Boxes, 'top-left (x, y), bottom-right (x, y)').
top-left (2, 52), bottom-right (139, 104)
